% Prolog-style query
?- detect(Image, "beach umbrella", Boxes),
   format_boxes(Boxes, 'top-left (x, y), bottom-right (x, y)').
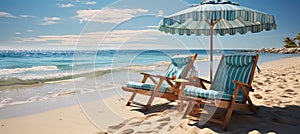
top-left (159, 0), bottom-right (277, 81)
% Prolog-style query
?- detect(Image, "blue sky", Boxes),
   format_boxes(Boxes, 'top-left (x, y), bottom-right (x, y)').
top-left (0, 0), bottom-right (299, 50)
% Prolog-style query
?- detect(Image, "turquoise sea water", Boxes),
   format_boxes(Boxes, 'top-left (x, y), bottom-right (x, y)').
top-left (0, 49), bottom-right (299, 109)
top-left (0, 49), bottom-right (236, 85)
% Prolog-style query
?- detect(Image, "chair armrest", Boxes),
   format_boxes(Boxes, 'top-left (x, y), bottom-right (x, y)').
top-left (140, 72), bottom-right (151, 76)
top-left (173, 79), bottom-right (189, 83)
top-left (140, 72), bottom-right (169, 79)
top-left (140, 72), bottom-right (163, 79)
top-left (173, 79), bottom-right (198, 86)
top-left (191, 76), bottom-right (211, 84)
top-left (232, 80), bottom-right (254, 92)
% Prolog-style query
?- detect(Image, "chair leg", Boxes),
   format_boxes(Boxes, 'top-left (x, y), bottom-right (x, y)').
top-left (145, 80), bottom-right (163, 110)
top-left (247, 98), bottom-right (256, 113)
top-left (145, 93), bottom-right (156, 110)
top-left (182, 101), bottom-right (195, 119)
top-left (178, 96), bottom-right (185, 112)
top-left (223, 108), bottom-right (233, 130)
top-left (223, 104), bottom-right (234, 130)
top-left (126, 92), bottom-right (137, 106)
top-left (241, 87), bottom-right (256, 113)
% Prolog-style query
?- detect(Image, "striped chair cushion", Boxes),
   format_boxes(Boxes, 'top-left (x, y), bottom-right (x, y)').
top-left (184, 55), bottom-right (255, 102)
top-left (184, 86), bottom-right (244, 102)
top-left (225, 55), bottom-right (253, 67)
top-left (211, 55), bottom-right (254, 96)
top-left (164, 55), bottom-right (192, 79)
top-left (126, 81), bottom-right (173, 93)
top-left (126, 55), bottom-right (194, 93)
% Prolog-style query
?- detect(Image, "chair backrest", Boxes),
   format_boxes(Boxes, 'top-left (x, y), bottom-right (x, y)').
top-left (211, 54), bottom-right (258, 96)
top-left (164, 54), bottom-right (197, 79)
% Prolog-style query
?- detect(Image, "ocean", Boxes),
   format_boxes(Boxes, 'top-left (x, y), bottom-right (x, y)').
top-left (0, 49), bottom-right (236, 86)
top-left (0, 49), bottom-right (299, 113)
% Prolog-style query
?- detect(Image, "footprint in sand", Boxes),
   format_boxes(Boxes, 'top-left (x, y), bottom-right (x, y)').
top-left (156, 122), bottom-right (169, 129)
top-left (155, 117), bottom-right (171, 122)
top-left (93, 131), bottom-right (108, 134)
top-left (284, 89), bottom-right (294, 92)
top-left (145, 113), bottom-right (160, 119)
top-left (288, 92), bottom-right (298, 95)
top-left (295, 101), bottom-right (300, 104)
top-left (257, 82), bottom-right (264, 86)
top-left (268, 82), bottom-right (272, 85)
top-left (280, 95), bottom-right (292, 98)
top-left (264, 79), bottom-right (270, 83)
top-left (136, 130), bottom-right (158, 134)
top-left (120, 129), bottom-right (134, 134)
top-left (107, 123), bottom-right (126, 133)
top-left (127, 119), bottom-right (144, 126)
top-left (264, 89), bottom-right (271, 93)
top-left (255, 88), bottom-right (262, 91)
top-left (253, 94), bottom-right (263, 99)
top-left (142, 121), bottom-right (152, 125)
top-left (293, 85), bottom-right (300, 88)
top-left (277, 84), bottom-right (286, 89)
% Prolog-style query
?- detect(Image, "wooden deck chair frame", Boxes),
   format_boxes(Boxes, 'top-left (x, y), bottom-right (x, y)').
top-left (178, 54), bottom-right (259, 130)
top-left (122, 53), bottom-right (198, 110)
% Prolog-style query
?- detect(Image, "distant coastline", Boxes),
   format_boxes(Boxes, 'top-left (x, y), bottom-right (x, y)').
top-left (243, 48), bottom-right (300, 54)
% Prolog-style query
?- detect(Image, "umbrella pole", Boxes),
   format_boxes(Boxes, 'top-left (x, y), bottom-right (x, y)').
top-left (208, 19), bottom-right (220, 82)
top-left (210, 25), bottom-right (213, 82)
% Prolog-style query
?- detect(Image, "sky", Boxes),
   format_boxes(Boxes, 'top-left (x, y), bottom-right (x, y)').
top-left (0, 0), bottom-right (299, 50)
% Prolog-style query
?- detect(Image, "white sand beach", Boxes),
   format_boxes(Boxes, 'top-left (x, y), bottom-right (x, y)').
top-left (0, 57), bottom-right (299, 134)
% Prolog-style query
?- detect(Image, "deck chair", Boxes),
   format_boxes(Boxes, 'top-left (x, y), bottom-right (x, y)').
top-left (121, 53), bottom-right (197, 109)
top-left (178, 54), bottom-right (259, 130)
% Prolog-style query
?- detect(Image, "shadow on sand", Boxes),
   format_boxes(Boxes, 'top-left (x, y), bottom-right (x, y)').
top-left (186, 105), bottom-right (300, 133)
top-left (128, 102), bottom-right (300, 133)
top-left (129, 101), bottom-right (177, 115)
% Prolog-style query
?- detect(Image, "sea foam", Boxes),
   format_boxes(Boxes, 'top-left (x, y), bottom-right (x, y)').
top-left (0, 66), bottom-right (59, 75)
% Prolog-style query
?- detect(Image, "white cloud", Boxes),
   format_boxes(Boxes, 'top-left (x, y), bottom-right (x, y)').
top-left (20, 15), bottom-right (37, 18)
top-left (27, 30), bottom-right (34, 33)
top-left (57, 3), bottom-right (74, 8)
top-left (39, 17), bottom-right (61, 25)
top-left (15, 32), bottom-right (22, 35)
top-left (76, 8), bottom-right (149, 24)
top-left (142, 25), bottom-right (159, 29)
top-left (85, 1), bottom-right (96, 5)
top-left (0, 11), bottom-right (17, 18)
top-left (44, 17), bottom-right (60, 21)
top-left (16, 29), bottom-right (168, 49)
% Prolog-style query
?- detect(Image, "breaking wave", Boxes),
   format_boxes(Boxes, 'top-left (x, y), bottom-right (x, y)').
top-left (0, 66), bottom-right (59, 75)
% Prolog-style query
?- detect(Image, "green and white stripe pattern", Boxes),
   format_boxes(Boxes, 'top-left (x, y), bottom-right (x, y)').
top-left (126, 81), bottom-right (173, 93)
top-left (164, 55), bottom-right (192, 79)
top-left (159, 0), bottom-right (277, 36)
top-left (184, 55), bottom-right (255, 102)
top-left (126, 55), bottom-right (193, 92)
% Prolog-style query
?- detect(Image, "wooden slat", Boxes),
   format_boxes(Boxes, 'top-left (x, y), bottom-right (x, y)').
top-left (149, 76), bottom-right (157, 84)
top-left (121, 86), bottom-right (138, 92)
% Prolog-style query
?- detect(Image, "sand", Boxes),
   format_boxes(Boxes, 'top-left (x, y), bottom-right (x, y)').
top-left (0, 56), bottom-right (299, 134)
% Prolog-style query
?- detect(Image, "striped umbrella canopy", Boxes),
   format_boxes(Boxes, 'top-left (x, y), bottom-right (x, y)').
top-left (159, 0), bottom-right (277, 81)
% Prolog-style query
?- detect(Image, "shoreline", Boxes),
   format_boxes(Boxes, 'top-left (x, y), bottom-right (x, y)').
top-left (243, 47), bottom-right (300, 54)
top-left (0, 56), bottom-right (299, 133)
top-left (0, 88), bottom-right (121, 120)
top-left (0, 54), bottom-right (299, 115)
